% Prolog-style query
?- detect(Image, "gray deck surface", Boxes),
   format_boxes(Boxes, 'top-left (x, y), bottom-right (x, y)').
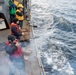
top-left (0, 20), bottom-right (42, 75)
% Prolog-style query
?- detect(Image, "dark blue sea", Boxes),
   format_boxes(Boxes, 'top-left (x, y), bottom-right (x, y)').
top-left (31, 0), bottom-right (76, 75)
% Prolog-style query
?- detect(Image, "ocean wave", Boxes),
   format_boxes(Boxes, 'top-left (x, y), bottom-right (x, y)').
top-left (31, 0), bottom-right (76, 75)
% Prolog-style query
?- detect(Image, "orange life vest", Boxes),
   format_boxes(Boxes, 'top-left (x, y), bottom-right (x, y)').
top-left (10, 23), bottom-right (21, 35)
top-left (6, 41), bottom-right (23, 58)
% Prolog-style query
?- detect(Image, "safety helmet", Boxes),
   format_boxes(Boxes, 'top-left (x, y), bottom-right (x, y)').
top-left (17, 4), bottom-right (24, 8)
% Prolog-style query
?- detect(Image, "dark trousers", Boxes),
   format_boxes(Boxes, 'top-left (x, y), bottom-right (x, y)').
top-left (19, 21), bottom-right (23, 29)
top-left (9, 55), bottom-right (26, 75)
top-left (10, 15), bottom-right (15, 23)
top-left (16, 36), bottom-right (21, 40)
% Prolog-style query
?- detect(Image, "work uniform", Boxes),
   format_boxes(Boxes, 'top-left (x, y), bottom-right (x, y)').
top-left (10, 23), bottom-right (22, 39)
top-left (16, 3), bottom-right (24, 28)
top-left (6, 41), bottom-right (25, 75)
top-left (9, 0), bottom-right (16, 23)
top-left (16, 9), bottom-right (24, 28)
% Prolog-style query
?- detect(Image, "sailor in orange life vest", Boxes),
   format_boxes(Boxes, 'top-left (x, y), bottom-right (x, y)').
top-left (10, 18), bottom-right (25, 40)
top-left (5, 35), bottom-right (25, 75)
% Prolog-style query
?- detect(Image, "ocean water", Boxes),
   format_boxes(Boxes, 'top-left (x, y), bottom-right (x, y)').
top-left (31, 0), bottom-right (76, 75)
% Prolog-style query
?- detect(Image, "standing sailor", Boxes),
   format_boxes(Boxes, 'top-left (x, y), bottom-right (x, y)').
top-left (16, 4), bottom-right (24, 29)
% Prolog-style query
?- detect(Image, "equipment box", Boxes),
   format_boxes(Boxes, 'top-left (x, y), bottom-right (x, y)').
top-left (0, 19), bottom-right (6, 30)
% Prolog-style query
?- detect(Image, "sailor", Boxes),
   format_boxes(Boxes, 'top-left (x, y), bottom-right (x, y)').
top-left (5, 35), bottom-right (25, 75)
top-left (10, 18), bottom-right (25, 40)
top-left (16, 4), bottom-right (24, 29)
top-left (9, 0), bottom-right (17, 23)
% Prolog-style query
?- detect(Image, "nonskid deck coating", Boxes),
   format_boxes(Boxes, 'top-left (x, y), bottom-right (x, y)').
top-left (0, 20), bottom-right (42, 75)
